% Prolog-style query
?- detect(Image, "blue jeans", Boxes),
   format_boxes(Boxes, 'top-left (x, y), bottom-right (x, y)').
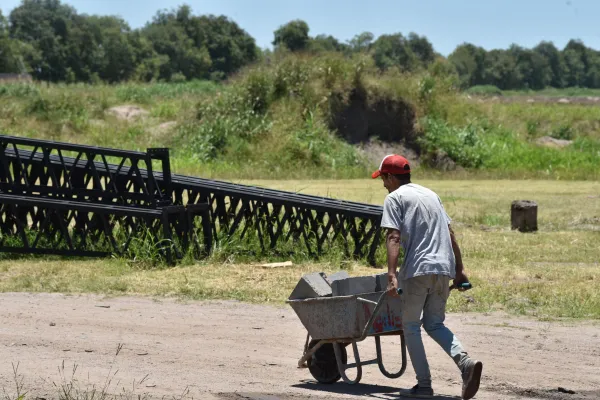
top-left (401, 274), bottom-right (469, 388)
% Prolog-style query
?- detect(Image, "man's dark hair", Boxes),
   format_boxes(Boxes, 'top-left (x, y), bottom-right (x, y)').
top-left (383, 173), bottom-right (411, 184)
top-left (395, 173), bottom-right (411, 184)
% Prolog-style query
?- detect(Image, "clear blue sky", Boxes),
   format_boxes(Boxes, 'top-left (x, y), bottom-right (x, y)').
top-left (2, 0), bottom-right (598, 55)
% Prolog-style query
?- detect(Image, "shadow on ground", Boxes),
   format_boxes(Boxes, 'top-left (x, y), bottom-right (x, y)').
top-left (292, 380), bottom-right (461, 399)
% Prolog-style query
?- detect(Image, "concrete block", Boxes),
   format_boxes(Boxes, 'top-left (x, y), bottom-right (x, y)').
top-left (288, 272), bottom-right (332, 300)
top-left (331, 275), bottom-right (377, 296)
top-left (325, 270), bottom-right (350, 284)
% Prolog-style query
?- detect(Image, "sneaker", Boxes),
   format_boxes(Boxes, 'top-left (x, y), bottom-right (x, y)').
top-left (400, 384), bottom-right (434, 398)
top-left (461, 359), bottom-right (483, 399)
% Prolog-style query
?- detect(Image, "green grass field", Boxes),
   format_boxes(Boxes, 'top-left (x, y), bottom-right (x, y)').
top-left (1, 179), bottom-right (598, 319)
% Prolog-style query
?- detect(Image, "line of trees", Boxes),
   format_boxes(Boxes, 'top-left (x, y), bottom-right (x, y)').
top-left (449, 41), bottom-right (600, 90)
top-left (0, 0), bottom-right (257, 83)
top-left (2, 0), bottom-right (600, 90)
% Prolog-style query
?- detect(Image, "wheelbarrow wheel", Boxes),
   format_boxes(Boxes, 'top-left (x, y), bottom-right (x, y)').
top-left (307, 339), bottom-right (347, 384)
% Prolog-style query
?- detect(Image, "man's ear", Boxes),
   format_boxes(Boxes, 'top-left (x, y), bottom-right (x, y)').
top-left (386, 228), bottom-right (401, 239)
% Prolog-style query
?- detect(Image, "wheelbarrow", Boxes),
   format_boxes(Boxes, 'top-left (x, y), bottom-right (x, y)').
top-left (287, 289), bottom-right (407, 385)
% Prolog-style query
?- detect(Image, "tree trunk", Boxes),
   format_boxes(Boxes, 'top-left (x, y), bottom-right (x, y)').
top-left (511, 200), bottom-right (538, 232)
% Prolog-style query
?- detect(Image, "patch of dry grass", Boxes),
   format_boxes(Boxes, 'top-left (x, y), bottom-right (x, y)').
top-left (244, 179), bottom-right (600, 230)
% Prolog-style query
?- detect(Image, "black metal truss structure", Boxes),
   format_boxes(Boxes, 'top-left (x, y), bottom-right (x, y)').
top-left (0, 134), bottom-right (384, 264)
top-left (0, 194), bottom-right (211, 261)
top-left (0, 134), bottom-right (172, 207)
top-left (171, 177), bottom-right (384, 263)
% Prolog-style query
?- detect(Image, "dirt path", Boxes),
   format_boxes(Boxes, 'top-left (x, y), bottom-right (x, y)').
top-left (470, 95), bottom-right (600, 105)
top-left (0, 293), bottom-right (599, 400)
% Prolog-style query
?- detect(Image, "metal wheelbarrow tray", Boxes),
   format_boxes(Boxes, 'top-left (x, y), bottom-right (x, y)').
top-left (287, 290), bottom-right (407, 385)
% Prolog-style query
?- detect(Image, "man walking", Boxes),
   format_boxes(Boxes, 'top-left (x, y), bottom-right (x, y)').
top-left (372, 154), bottom-right (483, 399)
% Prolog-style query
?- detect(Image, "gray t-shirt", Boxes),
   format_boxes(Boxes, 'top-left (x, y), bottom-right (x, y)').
top-left (380, 183), bottom-right (456, 281)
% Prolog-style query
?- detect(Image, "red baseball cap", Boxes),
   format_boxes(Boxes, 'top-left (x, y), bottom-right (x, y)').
top-left (371, 154), bottom-right (411, 179)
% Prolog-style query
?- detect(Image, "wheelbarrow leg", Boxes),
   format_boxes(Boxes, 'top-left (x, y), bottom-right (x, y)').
top-left (303, 332), bottom-right (311, 354)
top-left (298, 337), bottom-right (325, 368)
top-left (297, 333), bottom-right (313, 368)
top-left (375, 332), bottom-right (407, 379)
top-left (334, 341), bottom-right (362, 385)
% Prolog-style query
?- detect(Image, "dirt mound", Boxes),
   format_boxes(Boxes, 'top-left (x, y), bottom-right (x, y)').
top-left (357, 139), bottom-right (420, 169)
top-left (156, 121), bottom-right (177, 131)
top-left (105, 105), bottom-right (149, 121)
top-left (426, 149), bottom-right (462, 171)
top-left (150, 121), bottom-right (178, 144)
top-left (535, 136), bottom-right (573, 148)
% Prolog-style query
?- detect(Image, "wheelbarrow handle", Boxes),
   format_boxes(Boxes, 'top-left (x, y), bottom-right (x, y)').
top-left (358, 290), bottom-right (390, 340)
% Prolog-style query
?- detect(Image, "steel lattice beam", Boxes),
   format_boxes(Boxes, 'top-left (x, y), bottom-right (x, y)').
top-left (0, 193), bottom-right (211, 261)
top-left (0, 134), bottom-right (384, 264)
top-left (0, 134), bottom-right (172, 207)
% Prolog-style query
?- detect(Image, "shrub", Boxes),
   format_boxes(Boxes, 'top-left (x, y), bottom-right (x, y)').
top-left (272, 55), bottom-right (311, 99)
top-left (191, 88), bottom-right (271, 162)
top-left (419, 117), bottom-right (490, 168)
top-left (551, 124), bottom-right (574, 140)
top-left (241, 68), bottom-right (273, 114)
top-left (0, 83), bottom-right (41, 98)
top-left (27, 91), bottom-right (89, 129)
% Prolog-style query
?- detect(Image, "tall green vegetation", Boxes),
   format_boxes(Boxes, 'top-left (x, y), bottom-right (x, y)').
top-left (3, 52), bottom-right (598, 180)
top-left (178, 53), bottom-right (379, 179)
